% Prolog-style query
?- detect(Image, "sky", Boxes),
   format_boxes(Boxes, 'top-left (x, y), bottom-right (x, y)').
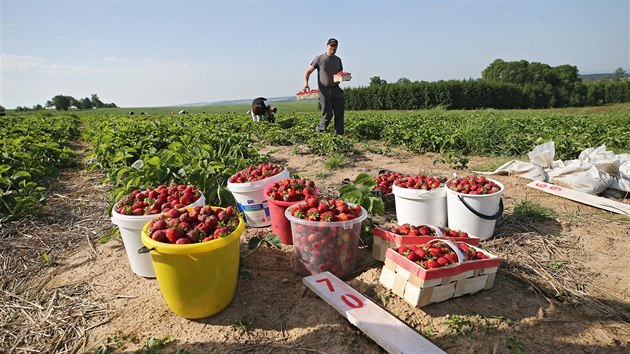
top-left (1, 0), bottom-right (628, 108)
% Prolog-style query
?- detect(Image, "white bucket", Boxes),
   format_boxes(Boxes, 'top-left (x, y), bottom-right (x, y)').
top-left (392, 184), bottom-right (447, 227)
top-left (110, 193), bottom-right (205, 278)
top-left (445, 179), bottom-right (504, 240)
top-left (227, 168), bottom-right (290, 227)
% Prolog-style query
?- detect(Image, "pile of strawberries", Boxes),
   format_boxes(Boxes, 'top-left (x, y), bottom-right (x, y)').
top-left (266, 178), bottom-right (316, 202)
top-left (395, 241), bottom-right (488, 269)
top-left (438, 227), bottom-right (470, 238)
top-left (374, 170), bottom-right (409, 195)
top-left (114, 183), bottom-right (202, 215)
top-left (447, 175), bottom-right (501, 195)
top-left (229, 163), bottom-right (284, 183)
top-left (394, 175), bottom-right (447, 190)
top-left (289, 196), bottom-right (363, 222)
top-left (147, 205), bottom-right (240, 244)
top-left (390, 224), bottom-right (439, 236)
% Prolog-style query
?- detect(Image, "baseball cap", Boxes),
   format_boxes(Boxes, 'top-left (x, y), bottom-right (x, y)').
top-left (327, 38), bottom-right (338, 46)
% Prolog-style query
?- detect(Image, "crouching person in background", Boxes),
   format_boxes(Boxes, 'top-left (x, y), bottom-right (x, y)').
top-left (249, 97), bottom-right (276, 123)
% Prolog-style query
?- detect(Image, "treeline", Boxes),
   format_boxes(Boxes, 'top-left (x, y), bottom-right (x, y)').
top-left (345, 59), bottom-right (630, 110)
top-left (11, 94), bottom-right (117, 112)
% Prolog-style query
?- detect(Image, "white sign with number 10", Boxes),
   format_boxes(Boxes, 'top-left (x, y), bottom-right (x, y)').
top-left (303, 272), bottom-right (445, 354)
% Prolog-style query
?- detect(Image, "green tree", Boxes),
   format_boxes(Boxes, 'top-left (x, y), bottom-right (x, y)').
top-left (0, 105), bottom-right (5, 112)
top-left (51, 95), bottom-right (71, 110)
top-left (369, 76), bottom-right (387, 87)
top-left (80, 97), bottom-right (93, 109)
top-left (396, 77), bottom-right (412, 85)
top-left (32, 104), bottom-right (44, 110)
top-left (613, 67), bottom-right (626, 81)
top-left (91, 93), bottom-right (105, 108)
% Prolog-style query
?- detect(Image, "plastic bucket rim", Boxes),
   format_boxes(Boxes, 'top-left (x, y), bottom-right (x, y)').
top-left (111, 192), bottom-right (206, 223)
top-left (226, 168), bottom-right (290, 193)
top-left (263, 183), bottom-right (320, 207)
top-left (284, 201), bottom-right (368, 229)
top-left (141, 206), bottom-right (245, 255)
top-left (392, 183), bottom-right (446, 199)
top-left (444, 178), bottom-right (505, 198)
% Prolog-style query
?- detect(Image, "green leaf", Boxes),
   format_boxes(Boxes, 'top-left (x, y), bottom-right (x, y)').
top-left (12, 171), bottom-right (31, 179)
top-left (354, 173), bottom-right (377, 188)
top-left (248, 236), bottom-right (262, 250)
top-left (265, 234), bottom-right (282, 249)
top-left (131, 159), bottom-right (144, 170)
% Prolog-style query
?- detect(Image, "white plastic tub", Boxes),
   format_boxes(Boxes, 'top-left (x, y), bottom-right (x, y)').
top-left (445, 179), bottom-right (504, 240)
top-left (227, 168), bottom-right (290, 227)
top-left (392, 184), bottom-right (447, 227)
top-left (111, 193), bottom-right (205, 278)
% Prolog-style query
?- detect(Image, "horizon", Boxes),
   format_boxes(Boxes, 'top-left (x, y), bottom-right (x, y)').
top-left (1, 0), bottom-right (629, 108)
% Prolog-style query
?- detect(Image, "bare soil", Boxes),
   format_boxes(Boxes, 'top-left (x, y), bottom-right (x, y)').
top-left (2, 144), bottom-right (629, 353)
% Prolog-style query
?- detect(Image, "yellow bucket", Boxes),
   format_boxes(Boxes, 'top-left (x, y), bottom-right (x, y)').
top-left (141, 207), bottom-right (245, 319)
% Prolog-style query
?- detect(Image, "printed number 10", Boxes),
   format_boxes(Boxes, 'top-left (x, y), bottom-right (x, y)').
top-left (316, 277), bottom-right (364, 309)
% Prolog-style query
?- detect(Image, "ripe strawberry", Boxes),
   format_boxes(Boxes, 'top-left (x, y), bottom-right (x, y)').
top-left (213, 227), bottom-right (228, 239)
top-left (152, 219), bottom-right (167, 231)
top-left (151, 230), bottom-right (167, 242)
top-left (175, 237), bottom-right (191, 244)
top-left (165, 228), bottom-right (184, 243)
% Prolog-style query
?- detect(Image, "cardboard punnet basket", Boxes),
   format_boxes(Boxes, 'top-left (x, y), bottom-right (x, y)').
top-left (372, 226), bottom-right (481, 262)
top-left (379, 240), bottom-right (500, 307)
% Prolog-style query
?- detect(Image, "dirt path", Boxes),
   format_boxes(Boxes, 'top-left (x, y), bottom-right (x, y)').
top-left (3, 144), bottom-right (630, 353)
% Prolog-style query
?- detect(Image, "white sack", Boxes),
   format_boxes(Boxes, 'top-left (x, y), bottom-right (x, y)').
top-left (528, 141), bottom-right (555, 168)
top-left (485, 160), bottom-right (547, 181)
top-left (577, 145), bottom-right (620, 175)
top-left (608, 154), bottom-right (630, 192)
top-left (548, 160), bottom-right (613, 195)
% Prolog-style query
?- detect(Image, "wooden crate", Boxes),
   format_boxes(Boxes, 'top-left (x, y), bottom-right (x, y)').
top-left (372, 226), bottom-right (480, 262)
top-left (378, 242), bottom-right (500, 307)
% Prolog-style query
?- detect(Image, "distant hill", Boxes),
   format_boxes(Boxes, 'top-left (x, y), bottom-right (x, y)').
top-left (580, 72), bottom-right (630, 81)
top-left (181, 95), bottom-right (296, 107)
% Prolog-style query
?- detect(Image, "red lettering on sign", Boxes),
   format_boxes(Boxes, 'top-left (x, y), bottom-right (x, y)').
top-left (316, 277), bottom-right (335, 292)
top-left (341, 294), bottom-right (364, 309)
top-left (549, 186), bottom-right (561, 191)
top-left (535, 183), bottom-right (547, 188)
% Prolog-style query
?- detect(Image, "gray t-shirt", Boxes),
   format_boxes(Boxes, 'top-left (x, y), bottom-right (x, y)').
top-left (310, 53), bottom-right (343, 88)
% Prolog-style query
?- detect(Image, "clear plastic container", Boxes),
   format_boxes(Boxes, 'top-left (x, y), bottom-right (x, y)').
top-left (285, 203), bottom-right (367, 280)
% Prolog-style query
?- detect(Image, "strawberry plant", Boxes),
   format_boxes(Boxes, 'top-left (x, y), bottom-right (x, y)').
top-left (0, 113), bottom-right (78, 220)
top-left (146, 205), bottom-right (239, 244)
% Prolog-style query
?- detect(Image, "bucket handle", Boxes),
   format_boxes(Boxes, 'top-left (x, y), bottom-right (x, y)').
top-left (457, 195), bottom-right (504, 220)
top-left (138, 246), bottom-right (155, 254)
top-left (427, 238), bottom-right (466, 265)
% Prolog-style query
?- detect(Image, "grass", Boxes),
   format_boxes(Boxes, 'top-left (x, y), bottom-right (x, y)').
top-left (469, 154), bottom-right (530, 172)
top-left (71, 100), bottom-right (319, 117)
top-left (443, 315), bottom-right (474, 335)
top-left (324, 154), bottom-right (347, 170)
top-left (512, 198), bottom-right (558, 221)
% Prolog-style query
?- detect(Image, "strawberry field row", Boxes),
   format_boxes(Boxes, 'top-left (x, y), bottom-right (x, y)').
top-left (0, 113), bottom-right (79, 220)
top-left (82, 114), bottom-right (265, 206)
top-left (82, 106), bottom-right (629, 207)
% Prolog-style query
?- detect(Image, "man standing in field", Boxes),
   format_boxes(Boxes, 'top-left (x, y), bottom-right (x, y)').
top-left (302, 38), bottom-right (345, 135)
